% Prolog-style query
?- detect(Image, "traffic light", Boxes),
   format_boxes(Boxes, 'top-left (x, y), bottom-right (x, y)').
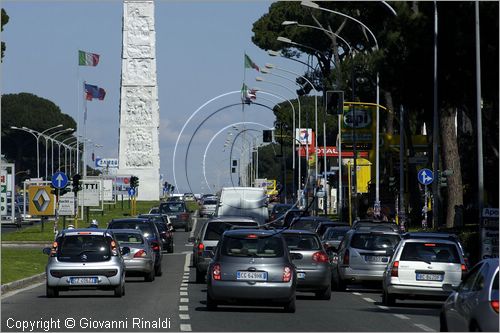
top-left (438, 169), bottom-right (453, 187)
top-left (263, 130), bottom-right (273, 143)
top-left (326, 90), bottom-right (344, 115)
top-left (130, 176), bottom-right (139, 189)
top-left (72, 174), bottom-right (82, 193)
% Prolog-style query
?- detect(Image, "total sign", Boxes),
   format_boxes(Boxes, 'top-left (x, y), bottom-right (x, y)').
top-left (295, 128), bottom-right (312, 145)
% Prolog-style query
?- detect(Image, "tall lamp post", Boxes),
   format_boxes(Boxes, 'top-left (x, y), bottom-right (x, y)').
top-left (48, 128), bottom-right (74, 175)
top-left (10, 126), bottom-right (41, 178)
top-left (41, 124), bottom-right (64, 179)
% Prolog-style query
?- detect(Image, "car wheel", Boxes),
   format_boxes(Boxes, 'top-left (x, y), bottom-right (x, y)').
top-left (382, 289), bottom-right (395, 306)
top-left (316, 283), bottom-right (331, 300)
top-left (145, 269), bottom-right (155, 282)
top-left (114, 283), bottom-right (124, 297)
top-left (439, 311), bottom-right (448, 332)
top-left (155, 263), bottom-right (163, 276)
top-left (46, 285), bottom-right (59, 298)
top-left (206, 293), bottom-right (218, 311)
top-left (284, 297), bottom-right (296, 313)
top-left (196, 268), bottom-right (205, 283)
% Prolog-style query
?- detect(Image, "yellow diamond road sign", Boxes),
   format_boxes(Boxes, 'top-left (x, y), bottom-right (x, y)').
top-left (29, 186), bottom-right (55, 216)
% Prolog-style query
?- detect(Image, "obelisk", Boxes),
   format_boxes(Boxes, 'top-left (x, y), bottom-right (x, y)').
top-left (118, 0), bottom-right (160, 200)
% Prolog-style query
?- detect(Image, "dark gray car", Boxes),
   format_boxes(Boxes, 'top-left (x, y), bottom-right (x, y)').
top-left (206, 229), bottom-right (297, 312)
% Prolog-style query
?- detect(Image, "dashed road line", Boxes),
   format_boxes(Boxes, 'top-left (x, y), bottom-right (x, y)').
top-left (179, 314), bottom-right (190, 320)
top-left (362, 297), bottom-right (376, 303)
top-left (352, 292), bottom-right (362, 296)
top-left (180, 291), bottom-right (188, 296)
top-left (377, 305), bottom-right (389, 310)
top-left (180, 323), bottom-right (192, 331)
top-left (414, 323), bottom-right (434, 332)
top-left (393, 314), bottom-right (410, 320)
top-left (179, 305), bottom-right (188, 311)
top-left (180, 297), bottom-right (189, 303)
top-left (181, 283), bottom-right (188, 287)
top-left (180, 287), bottom-right (188, 291)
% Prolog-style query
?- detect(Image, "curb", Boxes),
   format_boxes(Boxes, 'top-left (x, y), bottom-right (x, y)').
top-left (1, 273), bottom-right (46, 295)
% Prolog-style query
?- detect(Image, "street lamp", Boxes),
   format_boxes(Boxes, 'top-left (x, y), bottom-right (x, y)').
top-left (60, 136), bottom-right (77, 174)
top-left (40, 124), bottom-right (64, 179)
top-left (302, 0), bottom-right (382, 216)
top-left (10, 126), bottom-right (41, 178)
top-left (48, 128), bottom-right (74, 175)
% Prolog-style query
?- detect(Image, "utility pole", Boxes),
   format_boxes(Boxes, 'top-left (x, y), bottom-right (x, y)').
top-left (399, 105), bottom-right (406, 231)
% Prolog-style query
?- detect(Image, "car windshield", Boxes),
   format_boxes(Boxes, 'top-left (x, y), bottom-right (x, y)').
top-left (110, 221), bottom-right (154, 238)
top-left (57, 235), bottom-right (112, 262)
top-left (160, 203), bottom-right (185, 213)
top-left (323, 228), bottom-right (349, 241)
top-left (350, 233), bottom-right (400, 251)
top-left (400, 242), bottom-right (461, 263)
top-left (283, 234), bottom-right (321, 250)
top-left (114, 232), bottom-right (144, 245)
top-left (204, 222), bottom-right (258, 241)
top-left (221, 236), bottom-right (284, 257)
top-left (290, 219), bottom-right (320, 232)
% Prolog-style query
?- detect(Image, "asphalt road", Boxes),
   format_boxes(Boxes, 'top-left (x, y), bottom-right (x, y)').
top-left (2, 216), bottom-right (443, 332)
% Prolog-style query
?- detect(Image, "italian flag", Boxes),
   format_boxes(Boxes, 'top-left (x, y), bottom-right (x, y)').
top-left (244, 53), bottom-right (259, 72)
top-left (79, 50), bottom-right (100, 66)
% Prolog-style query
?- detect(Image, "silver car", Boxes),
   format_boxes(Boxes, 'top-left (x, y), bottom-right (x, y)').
top-left (440, 258), bottom-right (499, 332)
top-left (112, 229), bottom-right (155, 282)
top-left (43, 229), bottom-right (129, 298)
top-left (200, 199), bottom-right (217, 218)
top-left (206, 229), bottom-right (298, 312)
top-left (333, 229), bottom-right (401, 290)
top-left (321, 226), bottom-right (351, 251)
top-left (282, 230), bottom-right (332, 300)
top-left (190, 216), bottom-right (259, 283)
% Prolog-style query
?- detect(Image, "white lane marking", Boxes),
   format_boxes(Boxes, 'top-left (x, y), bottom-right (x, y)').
top-left (179, 314), bottom-right (190, 320)
top-left (180, 324), bottom-right (192, 331)
top-left (363, 297), bottom-right (376, 303)
top-left (180, 297), bottom-right (189, 303)
top-left (184, 253), bottom-right (191, 272)
top-left (181, 283), bottom-right (188, 287)
top-left (179, 305), bottom-right (188, 311)
top-left (1, 282), bottom-right (45, 300)
top-left (352, 292), bottom-right (362, 296)
top-left (393, 314), bottom-right (410, 320)
top-left (189, 217), bottom-right (197, 238)
top-left (414, 323), bottom-right (435, 332)
top-left (180, 291), bottom-right (188, 296)
top-left (180, 287), bottom-right (188, 291)
top-left (377, 305), bottom-right (389, 310)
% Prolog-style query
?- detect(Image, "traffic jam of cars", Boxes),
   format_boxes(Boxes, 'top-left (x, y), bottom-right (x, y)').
top-left (40, 189), bottom-right (498, 331)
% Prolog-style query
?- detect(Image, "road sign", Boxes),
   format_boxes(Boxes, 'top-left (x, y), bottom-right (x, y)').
top-left (58, 193), bottom-right (75, 216)
top-left (51, 171), bottom-right (68, 189)
top-left (128, 187), bottom-right (135, 197)
top-left (417, 168), bottom-right (434, 185)
top-left (29, 186), bottom-right (55, 216)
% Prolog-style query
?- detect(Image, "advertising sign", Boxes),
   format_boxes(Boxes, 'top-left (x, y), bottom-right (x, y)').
top-left (95, 158), bottom-right (119, 169)
top-left (28, 186), bottom-right (55, 216)
top-left (0, 171), bottom-right (7, 216)
top-left (78, 180), bottom-right (100, 207)
top-left (341, 104), bottom-right (376, 146)
top-left (115, 176), bottom-right (132, 195)
top-left (482, 208), bottom-right (499, 259)
top-left (58, 193), bottom-right (75, 216)
top-left (295, 128), bottom-right (312, 145)
top-left (101, 179), bottom-right (113, 201)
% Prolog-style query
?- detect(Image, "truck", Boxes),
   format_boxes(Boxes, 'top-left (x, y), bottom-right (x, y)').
top-left (214, 187), bottom-right (269, 225)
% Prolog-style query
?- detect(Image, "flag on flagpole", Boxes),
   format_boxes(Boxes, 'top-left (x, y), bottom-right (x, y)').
top-left (79, 50), bottom-right (100, 66)
top-left (84, 83), bottom-right (106, 101)
top-left (244, 53), bottom-right (259, 72)
top-left (241, 83), bottom-right (256, 104)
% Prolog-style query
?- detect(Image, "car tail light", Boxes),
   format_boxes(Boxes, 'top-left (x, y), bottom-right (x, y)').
top-left (491, 300), bottom-right (499, 313)
top-left (151, 242), bottom-right (160, 251)
top-left (247, 234), bottom-right (258, 239)
top-left (50, 241), bottom-right (58, 257)
top-left (283, 266), bottom-right (292, 282)
top-left (391, 261), bottom-right (399, 277)
top-left (212, 264), bottom-right (221, 280)
top-left (134, 249), bottom-right (147, 258)
top-left (461, 264), bottom-right (468, 279)
top-left (111, 240), bottom-right (118, 256)
top-left (312, 251), bottom-right (329, 263)
top-left (342, 249), bottom-right (350, 265)
top-left (197, 243), bottom-right (205, 255)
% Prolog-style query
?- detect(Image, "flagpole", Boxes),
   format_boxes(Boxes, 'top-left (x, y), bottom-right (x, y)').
top-left (242, 52), bottom-right (247, 186)
top-left (75, 62), bottom-right (81, 177)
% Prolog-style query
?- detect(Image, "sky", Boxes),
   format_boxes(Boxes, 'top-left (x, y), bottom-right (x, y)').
top-left (1, 0), bottom-right (312, 194)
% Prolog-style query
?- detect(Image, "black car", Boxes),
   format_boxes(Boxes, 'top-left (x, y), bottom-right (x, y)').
top-left (282, 209), bottom-right (310, 229)
top-left (159, 201), bottom-right (193, 231)
top-left (108, 218), bottom-right (163, 276)
top-left (269, 204), bottom-right (294, 226)
top-left (138, 214), bottom-right (174, 253)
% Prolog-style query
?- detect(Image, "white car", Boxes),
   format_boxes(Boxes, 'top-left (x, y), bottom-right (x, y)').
top-left (382, 237), bottom-right (467, 305)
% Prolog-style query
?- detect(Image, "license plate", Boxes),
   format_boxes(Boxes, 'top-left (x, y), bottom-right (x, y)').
top-left (236, 271), bottom-right (267, 281)
top-left (69, 277), bottom-right (98, 284)
top-left (297, 272), bottom-right (306, 279)
top-left (365, 255), bottom-right (388, 263)
top-left (416, 273), bottom-right (444, 281)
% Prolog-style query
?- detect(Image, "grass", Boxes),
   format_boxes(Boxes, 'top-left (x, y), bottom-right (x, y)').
top-left (1, 248), bottom-right (47, 284)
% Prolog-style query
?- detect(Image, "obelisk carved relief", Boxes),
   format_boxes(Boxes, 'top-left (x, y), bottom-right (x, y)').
top-left (118, 0), bottom-right (160, 200)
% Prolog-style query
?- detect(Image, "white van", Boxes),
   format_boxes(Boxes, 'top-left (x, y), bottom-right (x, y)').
top-left (215, 187), bottom-right (269, 225)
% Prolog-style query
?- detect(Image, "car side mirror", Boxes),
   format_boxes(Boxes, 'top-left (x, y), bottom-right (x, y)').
top-left (290, 252), bottom-right (303, 260)
top-left (42, 247), bottom-right (51, 255)
top-left (442, 283), bottom-right (457, 292)
top-left (121, 246), bottom-right (130, 255)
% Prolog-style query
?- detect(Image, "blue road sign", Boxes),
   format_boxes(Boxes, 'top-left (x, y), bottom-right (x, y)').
top-left (51, 171), bottom-right (68, 189)
top-left (417, 168), bottom-right (434, 186)
top-left (128, 187), bottom-right (135, 197)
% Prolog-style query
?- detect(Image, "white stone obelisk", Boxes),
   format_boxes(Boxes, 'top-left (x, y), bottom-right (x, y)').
top-left (118, 0), bottom-right (160, 201)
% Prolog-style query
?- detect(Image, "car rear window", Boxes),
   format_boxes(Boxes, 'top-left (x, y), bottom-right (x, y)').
top-left (114, 232), bottom-right (144, 245)
top-left (160, 203), bottom-right (185, 213)
top-left (290, 220), bottom-right (320, 232)
top-left (154, 222), bottom-right (167, 232)
top-left (204, 222), bottom-right (258, 241)
top-left (323, 228), bottom-right (349, 241)
top-left (350, 233), bottom-right (400, 251)
top-left (221, 236), bottom-right (284, 257)
top-left (203, 200), bottom-right (217, 205)
top-left (58, 235), bottom-right (112, 262)
top-left (283, 234), bottom-right (321, 250)
top-left (109, 221), bottom-right (154, 238)
top-left (400, 242), bottom-right (461, 263)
